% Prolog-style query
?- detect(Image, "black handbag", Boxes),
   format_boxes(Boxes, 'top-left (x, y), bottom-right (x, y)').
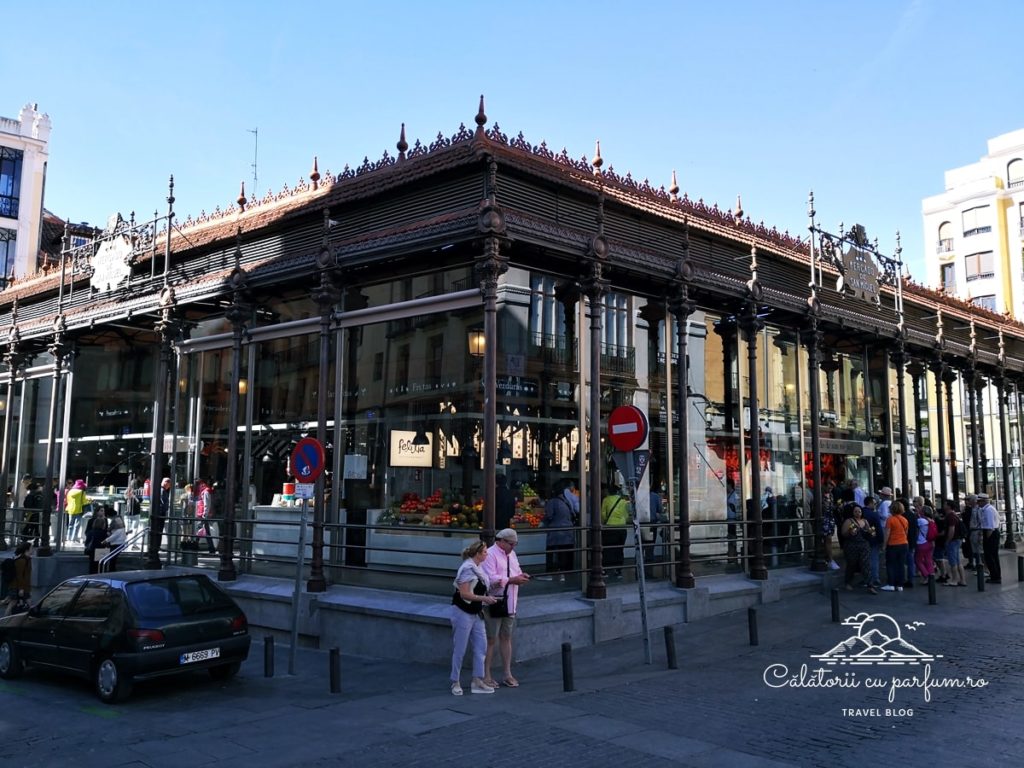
top-left (488, 554), bottom-right (511, 618)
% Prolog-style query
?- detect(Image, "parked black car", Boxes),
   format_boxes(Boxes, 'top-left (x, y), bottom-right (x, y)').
top-left (0, 571), bottom-right (250, 703)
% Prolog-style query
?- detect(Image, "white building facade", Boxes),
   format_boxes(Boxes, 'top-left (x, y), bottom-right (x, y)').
top-left (923, 129), bottom-right (1024, 318)
top-left (0, 103), bottom-right (51, 286)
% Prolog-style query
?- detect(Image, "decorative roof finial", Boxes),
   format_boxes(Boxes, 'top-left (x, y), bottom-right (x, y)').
top-left (397, 123), bottom-right (408, 161)
top-left (237, 181), bottom-right (246, 212)
top-left (935, 309), bottom-right (944, 346)
top-left (969, 318), bottom-right (977, 357)
top-left (592, 140), bottom-right (603, 176)
top-left (999, 328), bottom-right (1006, 366)
top-left (669, 170), bottom-right (679, 201)
top-left (474, 95), bottom-right (487, 137)
top-left (310, 156), bottom-right (320, 190)
top-left (733, 194), bottom-right (744, 224)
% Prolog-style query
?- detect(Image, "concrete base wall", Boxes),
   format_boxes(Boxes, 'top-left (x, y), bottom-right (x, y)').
top-left (223, 567), bottom-right (825, 665)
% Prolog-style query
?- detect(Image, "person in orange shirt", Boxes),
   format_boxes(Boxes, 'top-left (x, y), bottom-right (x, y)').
top-left (881, 501), bottom-right (909, 591)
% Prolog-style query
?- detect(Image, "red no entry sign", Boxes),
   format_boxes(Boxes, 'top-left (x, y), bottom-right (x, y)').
top-left (291, 437), bottom-right (326, 483)
top-left (607, 405), bottom-right (649, 452)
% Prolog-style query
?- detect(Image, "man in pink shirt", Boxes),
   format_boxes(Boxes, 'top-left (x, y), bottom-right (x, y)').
top-left (482, 528), bottom-right (531, 687)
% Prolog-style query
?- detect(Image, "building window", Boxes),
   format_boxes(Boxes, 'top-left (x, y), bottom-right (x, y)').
top-left (940, 263), bottom-right (956, 293)
top-left (603, 291), bottom-right (630, 356)
top-left (964, 251), bottom-right (993, 281)
top-left (0, 147), bottom-right (23, 219)
top-left (972, 294), bottom-right (996, 312)
top-left (936, 221), bottom-right (953, 253)
top-left (1008, 158), bottom-right (1024, 189)
top-left (528, 275), bottom-right (566, 347)
top-left (0, 227), bottom-right (14, 286)
top-left (962, 206), bottom-right (991, 237)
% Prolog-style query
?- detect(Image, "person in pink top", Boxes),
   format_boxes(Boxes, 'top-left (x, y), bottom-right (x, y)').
top-left (482, 528), bottom-right (531, 688)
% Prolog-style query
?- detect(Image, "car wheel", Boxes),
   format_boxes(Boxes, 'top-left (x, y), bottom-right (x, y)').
top-left (209, 661), bottom-right (241, 680)
top-left (94, 656), bottom-right (133, 704)
top-left (0, 638), bottom-right (23, 679)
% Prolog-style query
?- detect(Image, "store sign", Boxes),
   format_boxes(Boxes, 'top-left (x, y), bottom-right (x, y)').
top-left (496, 376), bottom-right (539, 398)
top-left (819, 438), bottom-right (875, 457)
top-left (389, 430), bottom-right (432, 467)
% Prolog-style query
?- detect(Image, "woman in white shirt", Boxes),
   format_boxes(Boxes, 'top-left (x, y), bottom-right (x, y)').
top-left (449, 540), bottom-right (497, 696)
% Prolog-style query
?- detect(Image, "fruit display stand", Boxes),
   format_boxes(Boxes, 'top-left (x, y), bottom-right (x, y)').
top-left (365, 509), bottom-right (546, 571)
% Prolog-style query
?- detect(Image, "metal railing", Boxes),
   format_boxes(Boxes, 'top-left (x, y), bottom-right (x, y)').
top-left (98, 527), bottom-right (149, 573)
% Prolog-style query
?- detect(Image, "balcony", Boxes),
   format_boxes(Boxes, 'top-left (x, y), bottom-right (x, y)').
top-left (963, 226), bottom-right (992, 237)
top-left (936, 238), bottom-right (954, 254)
top-left (0, 194), bottom-right (18, 219)
top-left (600, 342), bottom-right (636, 375)
top-left (529, 333), bottom-right (577, 369)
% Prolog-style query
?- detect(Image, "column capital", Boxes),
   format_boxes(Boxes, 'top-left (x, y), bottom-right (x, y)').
top-left (475, 235), bottom-right (508, 300)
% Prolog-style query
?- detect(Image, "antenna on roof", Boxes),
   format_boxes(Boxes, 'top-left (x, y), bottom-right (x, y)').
top-left (248, 127), bottom-right (259, 197)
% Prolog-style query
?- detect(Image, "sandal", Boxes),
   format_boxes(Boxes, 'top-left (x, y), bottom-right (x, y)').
top-left (502, 676), bottom-right (520, 688)
top-left (481, 678), bottom-right (499, 689)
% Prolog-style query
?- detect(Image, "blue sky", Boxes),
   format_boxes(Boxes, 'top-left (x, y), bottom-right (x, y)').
top-left (6, 0), bottom-right (1022, 281)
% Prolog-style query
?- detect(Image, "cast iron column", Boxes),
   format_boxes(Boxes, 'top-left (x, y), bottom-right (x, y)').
top-left (308, 214), bottom-right (339, 592)
top-left (218, 258), bottom-right (250, 583)
top-left (907, 361), bottom-right (926, 495)
top-left (943, 367), bottom-right (960, 505)
top-left (740, 308), bottom-right (767, 580)
top-left (892, 342), bottom-right (911, 502)
top-left (146, 302), bottom-right (177, 569)
top-left (37, 318), bottom-right (68, 557)
top-left (976, 374), bottom-right (989, 492)
top-left (966, 369), bottom-right (982, 493)
top-left (804, 322), bottom-right (827, 571)
top-left (998, 377), bottom-right (1015, 548)
top-left (582, 262), bottom-right (607, 599)
top-left (930, 360), bottom-right (948, 503)
top-left (669, 234), bottom-right (696, 588)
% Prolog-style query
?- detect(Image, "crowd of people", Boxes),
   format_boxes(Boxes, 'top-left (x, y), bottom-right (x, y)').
top-left (822, 479), bottom-right (1006, 594)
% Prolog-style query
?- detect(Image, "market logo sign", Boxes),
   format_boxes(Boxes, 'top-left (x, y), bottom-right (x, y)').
top-left (837, 240), bottom-right (880, 304)
top-left (91, 234), bottom-right (132, 293)
top-left (390, 430), bottom-right (432, 467)
top-left (763, 612), bottom-right (987, 718)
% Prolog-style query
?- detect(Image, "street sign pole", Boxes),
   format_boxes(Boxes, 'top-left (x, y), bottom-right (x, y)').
top-left (608, 406), bottom-right (653, 664)
top-left (289, 496), bottom-right (309, 676)
top-left (287, 438), bottom-right (322, 676)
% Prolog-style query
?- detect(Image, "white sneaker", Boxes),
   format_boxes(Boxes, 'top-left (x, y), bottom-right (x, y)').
top-left (880, 585), bottom-right (895, 592)
top-left (896, 586), bottom-right (903, 592)
top-left (451, 682), bottom-right (463, 696)
top-left (470, 678), bottom-right (496, 694)
top-left (828, 560), bottom-right (840, 570)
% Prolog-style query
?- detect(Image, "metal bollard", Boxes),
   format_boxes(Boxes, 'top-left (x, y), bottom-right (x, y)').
top-left (830, 588), bottom-right (840, 623)
top-left (264, 635), bottom-right (275, 678)
top-left (977, 562), bottom-right (985, 592)
top-left (748, 607), bottom-right (759, 646)
top-left (928, 574), bottom-right (936, 605)
top-left (329, 647), bottom-right (341, 693)
top-left (1018, 555), bottom-right (1023, 583)
top-left (664, 626), bottom-right (678, 669)
top-left (561, 642), bottom-right (575, 692)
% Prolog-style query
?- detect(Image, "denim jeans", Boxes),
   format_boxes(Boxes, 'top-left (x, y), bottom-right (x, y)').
top-left (886, 544), bottom-right (908, 587)
top-left (869, 546), bottom-right (881, 585)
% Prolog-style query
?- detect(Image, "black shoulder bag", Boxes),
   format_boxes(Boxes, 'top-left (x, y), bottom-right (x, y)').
top-left (488, 555), bottom-right (511, 618)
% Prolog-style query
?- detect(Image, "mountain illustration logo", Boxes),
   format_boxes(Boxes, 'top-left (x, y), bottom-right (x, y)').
top-left (812, 612), bottom-right (941, 666)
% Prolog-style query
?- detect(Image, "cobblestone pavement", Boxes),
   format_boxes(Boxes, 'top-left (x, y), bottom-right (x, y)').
top-left (1, 574), bottom-right (1022, 768)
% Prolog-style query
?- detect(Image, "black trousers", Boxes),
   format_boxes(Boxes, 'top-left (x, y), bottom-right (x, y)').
top-left (983, 530), bottom-right (1002, 581)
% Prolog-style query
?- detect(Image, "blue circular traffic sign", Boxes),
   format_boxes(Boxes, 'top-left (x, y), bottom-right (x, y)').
top-left (291, 437), bottom-right (326, 483)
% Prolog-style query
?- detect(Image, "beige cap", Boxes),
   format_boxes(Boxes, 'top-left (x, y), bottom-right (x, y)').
top-left (495, 528), bottom-right (518, 543)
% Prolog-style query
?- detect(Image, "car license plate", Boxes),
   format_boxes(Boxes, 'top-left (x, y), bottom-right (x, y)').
top-left (180, 647), bottom-right (220, 664)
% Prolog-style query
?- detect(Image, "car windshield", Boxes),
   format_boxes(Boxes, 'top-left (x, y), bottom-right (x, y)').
top-left (126, 577), bottom-right (234, 620)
